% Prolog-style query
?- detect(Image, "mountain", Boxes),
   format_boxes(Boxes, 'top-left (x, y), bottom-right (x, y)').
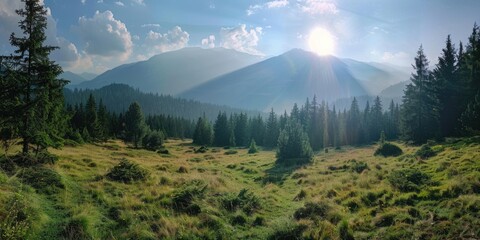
top-left (60, 71), bottom-right (89, 86)
top-left (342, 59), bottom-right (410, 95)
top-left (64, 84), bottom-right (264, 121)
top-left (379, 80), bottom-right (411, 98)
top-left (180, 49), bottom-right (370, 111)
top-left (79, 72), bottom-right (97, 80)
top-left (75, 47), bottom-right (262, 94)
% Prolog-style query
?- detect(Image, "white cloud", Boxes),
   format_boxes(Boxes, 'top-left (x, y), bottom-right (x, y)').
top-left (131, 0), bottom-right (145, 5)
top-left (76, 10), bottom-right (133, 60)
top-left (266, 0), bottom-right (289, 8)
top-left (141, 23), bottom-right (161, 28)
top-left (81, 0), bottom-right (86, 5)
top-left (201, 35), bottom-right (215, 49)
top-left (220, 24), bottom-right (263, 55)
top-left (143, 26), bottom-right (189, 56)
top-left (115, 1), bottom-right (124, 6)
top-left (301, 0), bottom-right (338, 15)
top-left (247, 0), bottom-right (289, 16)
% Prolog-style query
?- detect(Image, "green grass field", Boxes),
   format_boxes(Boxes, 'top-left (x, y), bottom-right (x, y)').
top-left (1, 138), bottom-right (479, 239)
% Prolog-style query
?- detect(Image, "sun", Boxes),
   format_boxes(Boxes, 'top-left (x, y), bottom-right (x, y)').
top-left (308, 27), bottom-right (335, 56)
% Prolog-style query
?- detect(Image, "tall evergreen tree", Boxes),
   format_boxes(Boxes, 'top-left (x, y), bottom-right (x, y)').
top-left (264, 109), bottom-right (279, 148)
top-left (346, 97), bottom-right (361, 145)
top-left (85, 94), bottom-right (100, 140)
top-left (193, 115), bottom-right (212, 145)
top-left (124, 102), bottom-right (147, 148)
top-left (213, 112), bottom-right (230, 147)
top-left (370, 96), bottom-right (384, 141)
top-left (276, 121), bottom-right (313, 165)
top-left (5, 0), bottom-right (67, 154)
top-left (234, 113), bottom-right (248, 147)
top-left (401, 45), bottom-right (440, 144)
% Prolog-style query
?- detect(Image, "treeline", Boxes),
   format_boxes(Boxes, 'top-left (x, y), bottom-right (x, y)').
top-left (65, 94), bottom-right (195, 144)
top-left (64, 84), bottom-right (265, 121)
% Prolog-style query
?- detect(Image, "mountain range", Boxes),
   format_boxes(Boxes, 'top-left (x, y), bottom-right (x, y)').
top-left (64, 47), bottom-right (410, 112)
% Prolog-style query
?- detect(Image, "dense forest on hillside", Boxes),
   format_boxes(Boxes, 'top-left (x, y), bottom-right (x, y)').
top-left (64, 84), bottom-right (265, 121)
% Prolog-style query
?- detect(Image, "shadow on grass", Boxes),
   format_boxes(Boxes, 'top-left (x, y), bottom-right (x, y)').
top-left (260, 161), bottom-right (306, 185)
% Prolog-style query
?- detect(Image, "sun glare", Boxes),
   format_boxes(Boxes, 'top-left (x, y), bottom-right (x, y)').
top-left (308, 27), bottom-right (335, 56)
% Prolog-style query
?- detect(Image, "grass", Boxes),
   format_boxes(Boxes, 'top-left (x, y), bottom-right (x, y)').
top-left (0, 138), bottom-right (479, 239)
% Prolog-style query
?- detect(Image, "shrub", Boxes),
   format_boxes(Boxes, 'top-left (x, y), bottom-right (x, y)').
top-left (220, 189), bottom-right (261, 215)
top-left (61, 216), bottom-right (93, 240)
top-left (0, 155), bottom-right (16, 174)
top-left (11, 151), bottom-right (59, 166)
top-left (171, 180), bottom-right (207, 211)
top-left (415, 145), bottom-right (436, 159)
top-left (350, 160), bottom-right (369, 173)
top-left (224, 150), bottom-right (238, 155)
top-left (106, 159), bottom-right (148, 183)
top-left (231, 213), bottom-right (247, 226)
top-left (177, 166), bottom-right (188, 173)
top-left (337, 220), bottom-right (354, 240)
top-left (276, 122), bottom-right (313, 165)
top-left (293, 189), bottom-right (307, 201)
top-left (253, 216), bottom-right (265, 226)
top-left (374, 142), bottom-right (403, 157)
top-left (158, 148), bottom-right (169, 154)
top-left (194, 146), bottom-right (208, 153)
top-left (18, 167), bottom-right (64, 194)
top-left (248, 139), bottom-right (258, 154)
top-left (294, 201), bottom-right (333, 221)
top-left (142, 130), bottom-right (165, 151)
top-left (0, 196), bottom-right (33, 240)
top-left (388, 169), bottom-right (430, 192)
top-left (268, 221), bottom-right (307, 240)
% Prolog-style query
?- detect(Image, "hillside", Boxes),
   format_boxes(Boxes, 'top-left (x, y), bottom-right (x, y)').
top-left (180, 49), bottom-right (370, 111)
top-left (1, 138), bottom-right (479, 239)
top-left (75, 47), bottom-right (262, 95)
top-left (379, 80), bottom-right (411, 98)
top-left (64, 84), bottom-right (264, 121)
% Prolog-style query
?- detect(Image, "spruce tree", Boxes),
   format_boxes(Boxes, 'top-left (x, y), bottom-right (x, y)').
top-left (125, 102), bottom-right (147, 148)
top-left (233, 113), bottom-right (248, 147)
top-left (347, 98), bottom-right (361, 145)
top-left (401, 45), bottom-right (440, 144)
top-left (370, 96), bottom-right (384, 141)
top-left (193, 115), bottom-right (213, 146)
top-left (276, 121), bottom-right (313, 165)
top-left (85, 94), bottom-right (100, 140)
top-left (213, 112), bottom-right (230, 147)
top-left (5, 0), bottom-right (67, 154)
top-left (264, 108), bottom-right (279, 148)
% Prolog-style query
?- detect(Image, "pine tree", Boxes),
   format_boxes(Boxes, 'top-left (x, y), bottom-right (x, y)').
top-left (85, 94), bottom-right (100, 140)
top-left (97, 99), bottom-right (109, 141)
top-left (125, 102), bottom-right (147, 148)
top-left (249, 115), bottom-right (265, 146)
top-left (234, 113), bottom-right (248, 147)
top-left (5, 0), bottom-right (67, 154)
top-left (370, 96), bottom-right (384, 141)
top-left (264, 109), bottom-right (279, 148)
top-left (347, 97), bottom-right (361, 145)
top-left (433, 35), bottom-right (459, 137)
top-left (460, 91), bottom-right (480, 134)
top-left (213, 112), bottom-right (230, 147)
top-left (193, 115), bottom-right (213, 146)
top-left (401, 45), bottom-right (440, 144)
top-left (276, 121), bottom-right (313, 165)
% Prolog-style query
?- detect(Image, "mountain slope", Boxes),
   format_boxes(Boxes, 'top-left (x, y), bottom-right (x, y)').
top-left (379, 80), bottom-right (411, 98)
top-left (75, 47), bottom-right (262, 95)
top-left (60, 71), bottom-right (88, 86)
top-left (180, 49), bottom-right (368, 111)
top-left (64, 84), bottom-right (264, 121)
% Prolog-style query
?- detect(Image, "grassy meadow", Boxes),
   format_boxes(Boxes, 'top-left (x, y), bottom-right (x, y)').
top-left (1, 137), bottom-right (479, 239)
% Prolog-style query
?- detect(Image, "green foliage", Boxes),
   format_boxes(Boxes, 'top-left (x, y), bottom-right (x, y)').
top-left (268, 220), bottom-right (307, 240)
top-left (193, 116), bottom-right (213, 146)
top-left (220, 189), bottom-right (261, 215)
top-left (142, 130), bottom-right (165, 150)
top-left (231, 213), bottom-right (247, 226)
top-left (374, 142), bottom-right (403, 157)
top-left (276, 121), bottom-right (313, 165)
top-left (124, 102), bottom-right (148, 148)
top-left (337, 220), bottom-right (354, 240)
top-left (171, 180), bottom-right (207, 212)
top-left (213, 112), bottom-right (231, 147)
top-left (350, 160), bottom-right (369, 173)
top-left (248, 139), bottom-right (259, 154)
top-left (415, 145), bottom-right (436, 159)
top-left (106, 159), bottom-right (148, 183)
top-left (294, 201), bottom-right (334, 221)
top-left (460, 91), bottom-right (480, 134)
top-left (388, 169), bottom-right (430, 192)
top-left (18, 167), bottom-right (65, 194)
top-left (224, 149), bottom-right (238, 155)
top-left (0, 195), bottom-right (34, 240)
top-left (60, 216), bottom-right (93, 240)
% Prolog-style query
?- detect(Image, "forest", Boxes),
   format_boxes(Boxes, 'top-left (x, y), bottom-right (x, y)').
top-left (0, 1), bottom-right (479, 239)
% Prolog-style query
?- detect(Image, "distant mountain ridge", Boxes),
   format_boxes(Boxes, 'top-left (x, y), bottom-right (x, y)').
top-left (75, 47), bottom-right (263, 95)
top-left (181, 49), bottom-right (372, 111)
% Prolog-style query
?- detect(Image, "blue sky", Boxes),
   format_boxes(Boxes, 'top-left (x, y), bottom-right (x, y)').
top-left (0, 0), bottom-right (479, 74)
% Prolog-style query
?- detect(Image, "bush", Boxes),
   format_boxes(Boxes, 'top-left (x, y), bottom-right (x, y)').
top-left (142, 130), bottom-right (165, 151)
top-left (294, 201), bottom-right (333, 221)
top-left (220, 189), bottom-right (261, 215)
top-left (0, 196), bottom-right (33, 240)
top-left (106, 159), bottom-right (148, 183)
top-left (415, 145), bottom-right (436, 159)
top-left (253, 216), bottom-right (265, 226)
top-left (248, 139), bottom-right (258, 154)
top-left (171, 180), bottom-right (207, 211)
top-left (231, 213), bottom-right (247, 226)
top-left (293, 189), bottom-right (307, 201)
top-left (0, 155), bottom-right (16, 174)
top-left (337, 220), bottom-right (354, 240)
top-left (18, 167), bottom-right (64, 194)
top-left (350, 160), bottom-right (369, 173)
top-left (374, 142), bottom-right (403, 157)
top-left (177, 166), bottom-right (188, 173)
top-left (224, 150), bottom-right (238, 155)
top-left (268, 221), bottom-right (307, 240)
top-left (194, 146), bottom-right (208, 153)
top-left (61, 216), bottom-right (93, 240)
top-left (388, 169), bottom-right (430, 192)
top-left (276, 122), bottom-right (313, 165)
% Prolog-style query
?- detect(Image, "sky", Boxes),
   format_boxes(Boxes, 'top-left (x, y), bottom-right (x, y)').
top-left (0, 0), bottom-right (479, 74)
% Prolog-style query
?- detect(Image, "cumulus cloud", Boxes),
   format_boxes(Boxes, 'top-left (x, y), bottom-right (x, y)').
top-left (141, 23), bottom-right (161, 28)
top-left (131, 0), bottom-right (145, 5)
top-left (247, 0), bottom-right (289, 15)
top-left (301, 0), bottom-right (338, 15)
top-left (81, 0), bottom-right (86, 5)
top-left (201, 35), bottom-right (215, 49)
top-left (143, 26), bottom-right (189, 55)
top-left (220, 24), bottom-right (263, 55)
top-left (115, 1), bottom-right (124, 6)
top-left (76, 10), bottom-right (133, 60)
